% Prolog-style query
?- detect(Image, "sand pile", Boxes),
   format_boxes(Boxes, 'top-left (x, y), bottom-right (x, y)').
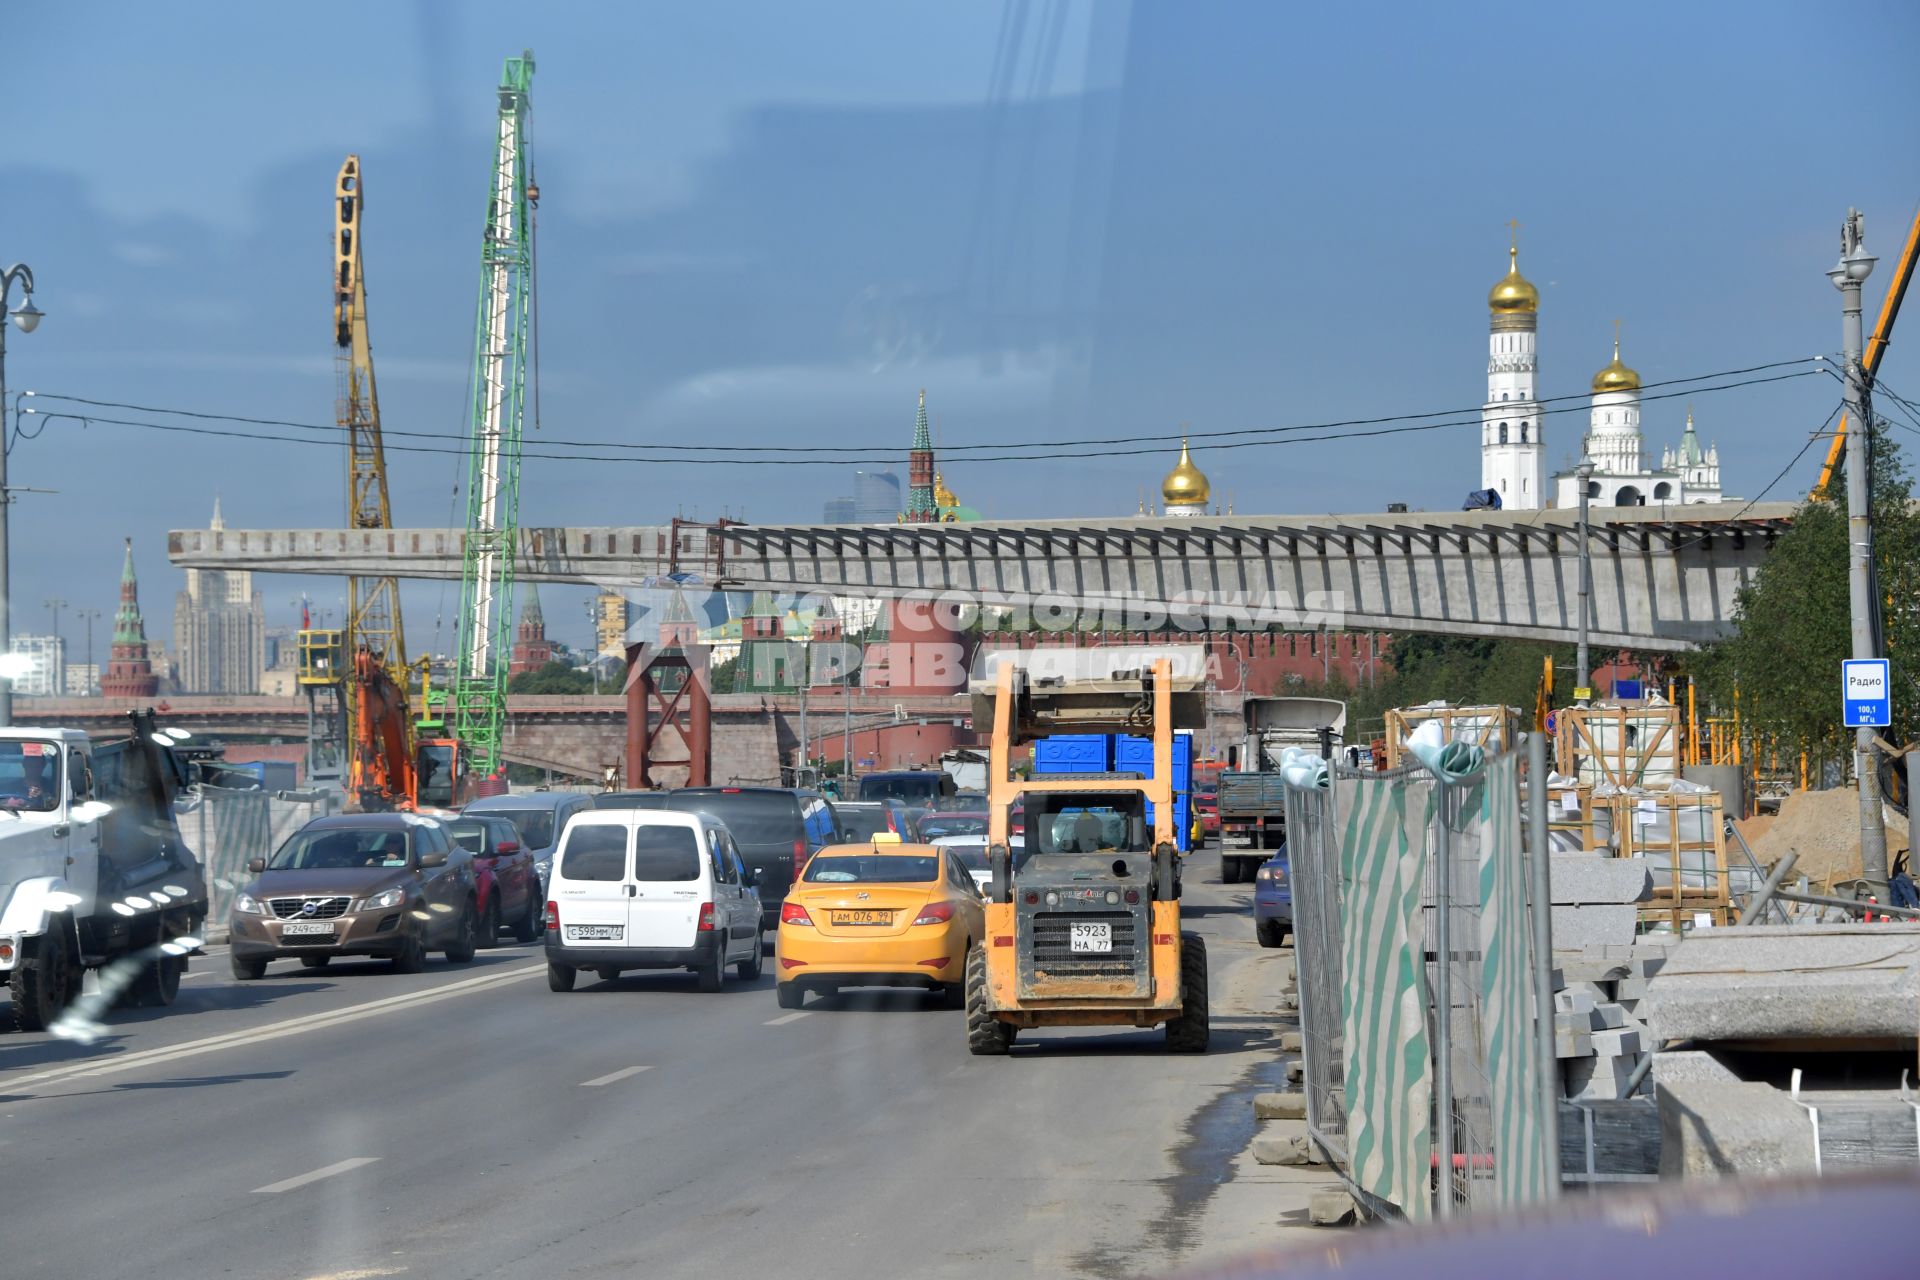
top-left (1748, 787), bottom-right (1910, 887)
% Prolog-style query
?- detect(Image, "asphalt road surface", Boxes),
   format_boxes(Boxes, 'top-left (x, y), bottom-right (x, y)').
top-left (0, 860), bottom-right (1309, 1279)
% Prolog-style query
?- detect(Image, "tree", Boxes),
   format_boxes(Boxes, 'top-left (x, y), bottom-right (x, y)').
top-left (1692, 426), bottom-right (1918, 762)
top-left (506, 661), bottom-right (596, 695)
top-left (1281, 633), bottom-right (1575, 742)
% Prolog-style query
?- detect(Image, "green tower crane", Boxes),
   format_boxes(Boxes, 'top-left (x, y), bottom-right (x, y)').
top-left (451, 49), bottom-right (537, 779)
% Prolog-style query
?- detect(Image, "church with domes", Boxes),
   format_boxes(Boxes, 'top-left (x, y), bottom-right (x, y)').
top-left (1479, 233), bottom-right (1724, 511)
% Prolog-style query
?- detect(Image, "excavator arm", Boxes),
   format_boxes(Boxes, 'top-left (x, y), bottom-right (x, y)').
top-left (349, 647), bottom-right (416, 811)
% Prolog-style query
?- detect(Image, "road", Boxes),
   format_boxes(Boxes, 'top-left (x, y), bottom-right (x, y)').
top-left (0, 864), bottom-right (1317, 1279)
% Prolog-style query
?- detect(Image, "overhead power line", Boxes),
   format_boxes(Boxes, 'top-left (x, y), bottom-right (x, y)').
top-left (23, 362), bottom-right (1828, 469)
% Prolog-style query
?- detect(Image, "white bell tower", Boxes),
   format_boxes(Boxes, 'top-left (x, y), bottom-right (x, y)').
top-left (1481, 224), bottom-right (1545, 509)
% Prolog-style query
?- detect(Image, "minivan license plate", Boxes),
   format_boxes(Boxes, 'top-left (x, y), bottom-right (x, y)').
top-left (1069, 922), bottom-right (1112, 953)
top-left (281, 921), bottom-right (336, 938)
top-left (568, 925), bottom-right (622, 941)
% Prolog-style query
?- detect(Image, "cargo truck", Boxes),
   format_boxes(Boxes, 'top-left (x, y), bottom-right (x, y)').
top-left (1217, 697), bottom-right (1346, 884)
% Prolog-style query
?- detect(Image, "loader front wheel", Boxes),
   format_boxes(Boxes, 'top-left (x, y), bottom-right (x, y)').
top-left (965, 945), bottom-right (1013, 1056)
top-left (1165, 932), bottom-right (1210, 1053)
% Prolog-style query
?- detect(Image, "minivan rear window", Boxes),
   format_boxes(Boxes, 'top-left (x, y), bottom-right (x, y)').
top-left (633, 825), bottom-right (701, 881)
top-left (560, 825), bottom-right (628, 881)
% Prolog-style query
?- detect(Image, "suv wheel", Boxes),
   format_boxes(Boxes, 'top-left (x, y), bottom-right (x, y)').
top-left (390, 932), bottom-right (427, 974)
top-left (445, 901), bottom-right (478, 964)
top-left (512, 891), bottom-right (540, 944)
top-left (478, 899), bottom-right (501, 950)
top-left (230, 952), bottom-right (269, 982)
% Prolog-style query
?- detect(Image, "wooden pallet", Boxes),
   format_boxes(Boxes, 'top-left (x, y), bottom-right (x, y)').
top-left (1555, 703), bottom-right (1681, 791)
top-left (1383, 703), bottom-right (1519, 769)
top-left (1607, 790), bottom-right (1731, 929)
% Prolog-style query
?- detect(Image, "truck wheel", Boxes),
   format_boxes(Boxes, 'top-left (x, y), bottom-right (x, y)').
top-left (478, 899), bottom-right (501, 950)
top-left (965, 945), bottom-right (1013, 1056)
top-left (547, 961), bottom-right (577, 992)
top-left (1165, 932), bottom-right (1210, 1053)
top-left (512, 892), bottom-right (540, 944)
top-left (11, 929), bottom-right (74, 1031)
top-left (128, 950), bottom-right (184, 1008)
top-left (445, 902), bottom-right (478, 964)
top-left (230, 952), bottom-right (269, 981)
top-left (1221, 857), bottom-right (1241, 884)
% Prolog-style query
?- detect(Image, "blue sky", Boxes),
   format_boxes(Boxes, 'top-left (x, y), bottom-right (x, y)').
top-left (10, 0), bottom-right (1920, 657)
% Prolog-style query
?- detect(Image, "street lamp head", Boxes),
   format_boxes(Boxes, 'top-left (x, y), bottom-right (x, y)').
top-left (9, 297), bottom-right (42, 334)
top-left (1575, 458), bottom-right (1595, 481)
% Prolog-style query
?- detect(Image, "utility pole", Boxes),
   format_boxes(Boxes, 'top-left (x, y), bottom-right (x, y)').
top-left (43, 596), bottom-right (66, 696)
top-left (1574, 458), bottom-right (1596, 705)
top-left (1828, 208), bottom-right (1888, 894)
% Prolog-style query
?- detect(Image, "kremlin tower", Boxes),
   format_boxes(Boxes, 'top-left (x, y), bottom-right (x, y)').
top-left (902, 389), bottom-right (937, 523)
top-left (101, 539), bottom-right (159, 699)
top-left (508, 581), bottom-right (553, 677)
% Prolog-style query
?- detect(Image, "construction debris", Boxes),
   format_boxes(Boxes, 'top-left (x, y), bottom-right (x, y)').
top-left (1745, 786), bottom-right (1910, 889)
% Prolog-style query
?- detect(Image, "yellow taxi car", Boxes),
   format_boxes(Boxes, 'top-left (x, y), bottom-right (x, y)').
top-left (775, 841), bottom-right (985, 1009)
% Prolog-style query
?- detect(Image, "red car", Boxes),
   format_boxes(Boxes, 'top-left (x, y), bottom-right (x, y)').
top-left (1193, 785), bottom-right (1221, 837)
top-left (446, 814), bottom-right (543, 945)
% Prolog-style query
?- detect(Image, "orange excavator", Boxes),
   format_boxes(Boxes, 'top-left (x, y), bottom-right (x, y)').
top-left (349, 646), bottom-right (417, 811)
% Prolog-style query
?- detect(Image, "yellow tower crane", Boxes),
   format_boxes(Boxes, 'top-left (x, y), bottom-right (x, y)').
top-left (333, 154), bottom-right (408, 678)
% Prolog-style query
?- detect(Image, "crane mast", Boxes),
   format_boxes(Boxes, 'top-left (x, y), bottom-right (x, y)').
top-left (453, 50), bottom-right (536, 777)
top-left (334, 155), bottom-right (408, 675)
top-left (334, 155), bottom-right (417, 809)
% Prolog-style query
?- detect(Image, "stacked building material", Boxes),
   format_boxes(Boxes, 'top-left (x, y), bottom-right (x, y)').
top-left (1552, 944), bottom-right (1669, 1101)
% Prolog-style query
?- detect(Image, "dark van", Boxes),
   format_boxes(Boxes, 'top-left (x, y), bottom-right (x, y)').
top-left (594, 787), bottom-right (840, 929)
top-left (856, 770), bottom-right (956, 806)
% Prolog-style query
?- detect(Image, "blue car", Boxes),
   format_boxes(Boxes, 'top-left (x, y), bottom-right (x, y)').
top-left (1253, 850), bottom-right (1291, 948)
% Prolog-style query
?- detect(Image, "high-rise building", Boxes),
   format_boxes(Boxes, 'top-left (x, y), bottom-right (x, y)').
top-left (64, 664), bottom-right (100, 697)
top-left (102, 540), bottom-right (160, 698)
top-left (851, 469), bottom-right (902, 523)
top-left (174, 498), bottom-right (266, 692)
top-left (8, 634), bottom-right (65, 697)
top-left (593, 588), bottom-right (629, 660)
top-left (822, 496), bottom-right (857, 524)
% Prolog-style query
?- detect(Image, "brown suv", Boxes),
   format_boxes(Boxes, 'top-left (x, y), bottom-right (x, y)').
top-left (228, 813), bottom-right (480, 978)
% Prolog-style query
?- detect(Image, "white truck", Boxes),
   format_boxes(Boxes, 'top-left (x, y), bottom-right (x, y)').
top-left (1217, 697), bottom-right (1347, 884)
top-left (0, 712), bottom-right (209, 1031)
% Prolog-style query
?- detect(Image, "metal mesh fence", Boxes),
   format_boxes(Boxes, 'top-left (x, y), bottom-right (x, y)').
top-left (186, 786), bottom-right (338, 931)
top-left (1288, 746), bottom-right (1553, 1220)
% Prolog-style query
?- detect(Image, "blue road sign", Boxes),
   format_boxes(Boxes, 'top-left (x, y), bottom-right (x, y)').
top-left (1842, 658), bottom-right (1891, 728)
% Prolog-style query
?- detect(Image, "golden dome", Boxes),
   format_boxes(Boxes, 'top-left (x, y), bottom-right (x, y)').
top-left (1161, 437), bottom-right (1211, 507)
top-left (1488, 245), bottom-right (1539, 313)
top-left (1591, 335), bottom-right (1642, 393)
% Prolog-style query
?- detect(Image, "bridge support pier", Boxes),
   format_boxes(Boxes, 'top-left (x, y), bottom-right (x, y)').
top-left (625, 643), bottom-right (710, 790)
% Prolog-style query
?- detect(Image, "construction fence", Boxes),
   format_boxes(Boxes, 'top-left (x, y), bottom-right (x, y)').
top-left (184, 785), bottom-right (340, 936)
top-left (1287, 742), bottom-right (1555, 1220)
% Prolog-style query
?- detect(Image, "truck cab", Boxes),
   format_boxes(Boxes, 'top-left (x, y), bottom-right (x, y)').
top-left (964, 648), bottom-right (1211, 1055)
top-left (0, 715), bottom-right (208, 1030)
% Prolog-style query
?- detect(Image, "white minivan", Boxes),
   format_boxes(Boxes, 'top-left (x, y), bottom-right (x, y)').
top-left (543, 809), bottom-right (764, 992)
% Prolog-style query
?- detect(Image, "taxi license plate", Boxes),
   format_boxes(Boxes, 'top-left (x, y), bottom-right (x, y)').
top-left (1070, 922), bottom-right (1112, 953)
top-left (568, 925), bottom-right (623, 941)
top-left (281, 921), bottom-right (336, 938)
top-left (829, 910), bottom-right (893, 926)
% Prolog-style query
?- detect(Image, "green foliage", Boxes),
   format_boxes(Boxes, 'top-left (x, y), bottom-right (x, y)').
top-left (506, 661), bottom-right (597, 695)
top-left (1280, 634), bottom-right (1577, 742)
top-left (706, 654), bottom-right (739, 694)
top-left (1692, 428), bottom-right (1918, 758)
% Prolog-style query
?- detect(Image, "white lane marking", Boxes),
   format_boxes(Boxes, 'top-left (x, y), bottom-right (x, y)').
top-left (180, 972), bottom-right (211, 981)
top-left (763, 1011), bottom-right (812, 1026)
top-left (579, 1065), bottom-right (652, 1087)
top-left (252, 1156), bottom-right (381, 1194)
top-left (4, 964), bottom-right (544, 1095)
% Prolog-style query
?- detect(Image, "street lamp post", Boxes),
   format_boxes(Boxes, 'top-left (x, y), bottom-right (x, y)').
top-left (0, 262), bottom-right (45, 727)
top-left (76, 607), bottom-right (100, 695)
top-left (1574, 458), bottom-right (1596, 705)
top-left (43, 596), bottom-right (67, 696)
